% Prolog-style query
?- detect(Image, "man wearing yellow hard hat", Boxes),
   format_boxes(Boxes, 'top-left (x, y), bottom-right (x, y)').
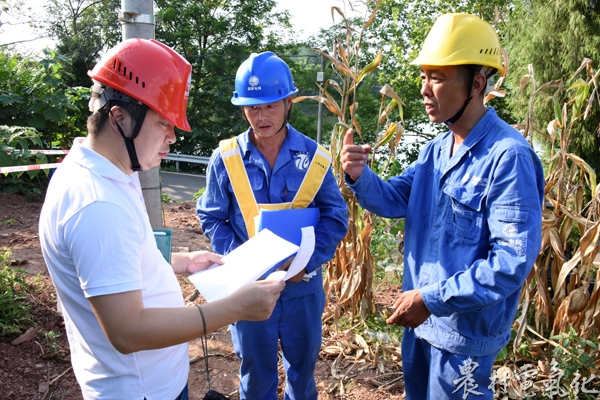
top-left (341, 13), bottom-right (544, 398)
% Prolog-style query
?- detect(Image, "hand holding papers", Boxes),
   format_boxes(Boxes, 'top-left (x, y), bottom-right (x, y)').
top-left (188, 227), bottom-right (316, 302)
top-left (256, 207), bottom-right (320, 279)
top-left (265, 226), bottom-right (315, 281)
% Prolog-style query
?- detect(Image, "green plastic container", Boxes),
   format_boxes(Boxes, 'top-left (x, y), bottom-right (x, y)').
top-left (153, 229), bottom-right (172, 263)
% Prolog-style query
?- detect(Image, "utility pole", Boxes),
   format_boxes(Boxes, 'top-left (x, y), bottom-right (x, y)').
top-left (316, 54), bottom-right (325, 145)
top-left (119, 0), bottom-right (163, 229)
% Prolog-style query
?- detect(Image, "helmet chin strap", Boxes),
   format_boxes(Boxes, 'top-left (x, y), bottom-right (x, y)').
top-left (98, 87), bottom-right (148, 172)
top-left (273, 97), bottom-right (292, 135)
top-left (445, 66), bottom-right (476, 126)
top-left (109, 104), bottom-right (148, 172)
top-left (445, 66), bottom-right (497, 126)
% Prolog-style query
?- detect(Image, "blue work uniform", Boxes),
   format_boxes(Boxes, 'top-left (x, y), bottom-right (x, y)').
top-left (197, 125), bottom-right (348, 400)
top-left (346, 108), bottom-right (544, 399)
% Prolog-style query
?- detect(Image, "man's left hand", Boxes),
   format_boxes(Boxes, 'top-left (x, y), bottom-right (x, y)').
top-left (275, 256), bottom-right (305, 282)
top-left (386, 289), bottom-right (431, 329)
top-left (286, 268), bottom-right (306, 283)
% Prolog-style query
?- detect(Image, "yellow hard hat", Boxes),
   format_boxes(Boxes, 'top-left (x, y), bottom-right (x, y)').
top-left (411, 13), bottom-right (503, 73)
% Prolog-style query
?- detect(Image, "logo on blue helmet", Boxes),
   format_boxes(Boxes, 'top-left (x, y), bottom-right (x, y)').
top-left (248, 75), bottom-right (261, 92)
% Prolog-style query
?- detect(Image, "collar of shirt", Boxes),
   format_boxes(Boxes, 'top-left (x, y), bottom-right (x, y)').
top-left (441, 107), bottom-right (497, 156)
top-left (239, 125), bottom-right (311, 167)
top-left (67, 137), bottom-right (139, 186)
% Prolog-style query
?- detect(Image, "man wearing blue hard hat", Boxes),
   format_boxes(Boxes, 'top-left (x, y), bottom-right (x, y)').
top-left (197, 52), bottom-right (348, 399)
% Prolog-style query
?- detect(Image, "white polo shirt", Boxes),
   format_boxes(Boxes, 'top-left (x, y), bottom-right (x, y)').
top-left (39, 138), bottom-right (188, 400)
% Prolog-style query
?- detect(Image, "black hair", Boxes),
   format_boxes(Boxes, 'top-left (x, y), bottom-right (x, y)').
top-left (87, 95), bottom-right (147, 137)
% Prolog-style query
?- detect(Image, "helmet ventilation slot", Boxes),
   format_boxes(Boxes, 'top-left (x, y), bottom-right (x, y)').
top-left (480, 48), bottom-right (500, 55)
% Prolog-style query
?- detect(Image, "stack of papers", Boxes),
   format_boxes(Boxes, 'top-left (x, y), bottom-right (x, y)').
top-left (188, 227), bottom-right (315, 302)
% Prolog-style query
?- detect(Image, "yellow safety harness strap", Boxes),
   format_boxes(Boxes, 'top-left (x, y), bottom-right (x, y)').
top-left (219, 138), bottom-right (260, 238)
top-left (220, 138), bottom-right (331, 238)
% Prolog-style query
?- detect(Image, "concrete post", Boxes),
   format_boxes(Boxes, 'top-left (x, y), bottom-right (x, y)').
top-left (119, 0), bottom-right (163, 229)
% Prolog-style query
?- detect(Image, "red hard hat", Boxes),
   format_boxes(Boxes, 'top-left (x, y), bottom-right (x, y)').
top-left (88, 38), bottom-right (192, 132)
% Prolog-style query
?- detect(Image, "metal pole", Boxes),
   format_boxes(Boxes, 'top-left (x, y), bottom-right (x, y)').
top-left (119, 0), bottom-right (163, 229)
top-left (316, 54), bottom-right (325, 145)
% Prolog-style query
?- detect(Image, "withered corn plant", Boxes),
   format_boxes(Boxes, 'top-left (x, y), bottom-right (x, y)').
top-left (511, 59), bottom-right (600, 368)
top-left (295, 0), bottom-right (405, 327)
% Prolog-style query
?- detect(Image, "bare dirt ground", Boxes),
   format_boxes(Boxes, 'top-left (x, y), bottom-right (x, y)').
top-left (0, 192), bottom-right (405, 400)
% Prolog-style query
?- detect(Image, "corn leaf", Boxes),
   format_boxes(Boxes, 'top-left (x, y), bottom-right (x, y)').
top-left (348, 48), bottom-right (383, 94)
top-left (379, 83), bottom-right (405, 106)
top-left (377, 99), bottom-right (397, 124)
top-left (362, 2), bottom-right (379, 30)
top-left (295, 95), bottom-right (343, 118)
top-left (518, 74), bottom-right (531, 94)
top-left (395, 123), bottom-right (405, 148)
top-left (566, 153), bottom-right (597, 198)
top-left (373, 123), bottom-right (397, 152)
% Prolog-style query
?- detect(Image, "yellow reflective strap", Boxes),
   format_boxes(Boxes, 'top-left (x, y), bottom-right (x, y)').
top-left (291, 144), bottom-right (331, 208)
top-left (219, 139), bottom-right (331, 237)
top-left (219, 138), bottom-right (260, 238)
top-left (258, 203), bottom-right (291, 211)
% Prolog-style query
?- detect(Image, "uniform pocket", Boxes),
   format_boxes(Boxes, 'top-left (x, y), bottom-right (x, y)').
top-left (283, 175), bottom-right (304, 199)
top-left (494, 205), bottom-right (529, 257)
top-left (285, 176), bottom-right (303, 192)
top-left (226, 169), bottom-right (264, 193)
top-left (443, 185), bottom-right (485, 243)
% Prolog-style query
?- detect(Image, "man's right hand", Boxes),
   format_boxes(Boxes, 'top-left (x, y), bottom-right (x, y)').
top-left (230, 280), bottom-right (285, 321)
top-left (341, 128), bottom-right (372, 182)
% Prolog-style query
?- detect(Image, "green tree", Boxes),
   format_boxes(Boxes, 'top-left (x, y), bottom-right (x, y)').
top-left (503, 0), bottom-right (600, 172)
top-left (154, 0), bottom-right (299, 157)
top-left (41, 0), bottom-right (121, 86)
top-left (313, 0), bottom-right (511, 170)
top-left (0, 48), bottom-right (89, 150)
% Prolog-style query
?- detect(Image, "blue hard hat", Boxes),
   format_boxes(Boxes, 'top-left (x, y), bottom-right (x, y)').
top-left (231, 52), bottom-right (298, 106)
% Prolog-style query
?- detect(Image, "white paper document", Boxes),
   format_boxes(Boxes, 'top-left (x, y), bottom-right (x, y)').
top-left (188, 228), bottom-right (315, 302)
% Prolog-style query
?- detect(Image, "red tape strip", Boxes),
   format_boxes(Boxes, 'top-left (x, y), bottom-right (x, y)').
top-left (0, 163), bottom-right (62, 174)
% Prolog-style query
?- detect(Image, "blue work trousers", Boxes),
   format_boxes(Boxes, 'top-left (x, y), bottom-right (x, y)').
top-left (402, 328), bottom-right (499, 400)
top-left (231, 290), bottom-right (325, 400)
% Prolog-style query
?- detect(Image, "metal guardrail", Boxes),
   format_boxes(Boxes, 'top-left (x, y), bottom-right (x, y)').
top-left (165, 153), bottom-right (210, 172)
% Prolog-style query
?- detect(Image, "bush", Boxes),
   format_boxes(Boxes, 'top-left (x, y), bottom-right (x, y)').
top-left (192, 187), bottom-right (205, 202)
top-left (0, 125), bottom-right (48, 199)
top-left (0, 248), bottom-right (33, 339)
top-left (0, 49), bottom-right (90, 197)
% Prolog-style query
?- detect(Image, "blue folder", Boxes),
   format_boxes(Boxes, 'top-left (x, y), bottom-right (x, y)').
top-left (257, 208), bottom-right (320, 246)
top-left (256, 208), bottom-right (320, 278)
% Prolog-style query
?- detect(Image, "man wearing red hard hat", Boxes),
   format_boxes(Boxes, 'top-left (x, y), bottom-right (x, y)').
top-left (39, 38), bottom-right (284, 400)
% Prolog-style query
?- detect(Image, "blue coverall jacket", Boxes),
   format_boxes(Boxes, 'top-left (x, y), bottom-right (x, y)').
top-left (347, 108), bottom-right (544, 356)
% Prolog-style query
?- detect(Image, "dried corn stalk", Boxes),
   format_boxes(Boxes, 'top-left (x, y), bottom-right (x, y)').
top-left (514, 61), bottom-right (600, 358)
top-left (295, 0), bottom-right (405, 323)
